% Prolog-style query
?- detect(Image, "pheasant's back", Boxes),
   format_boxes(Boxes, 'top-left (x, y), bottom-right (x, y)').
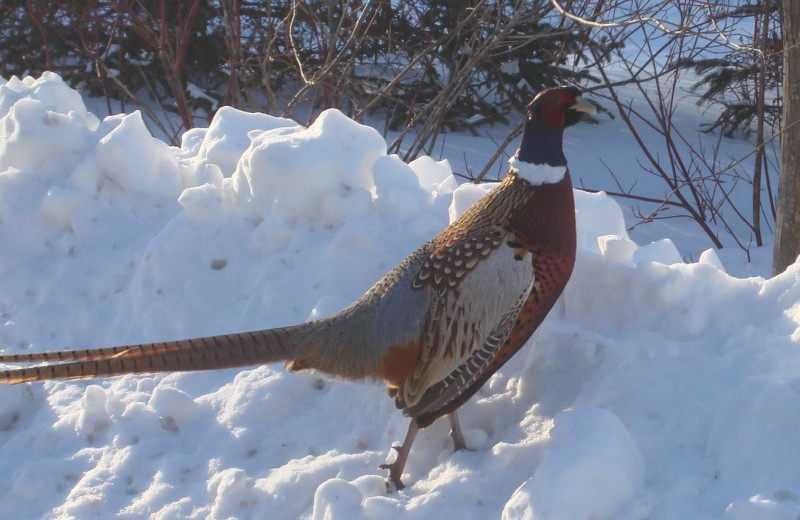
top-left (283, 177), bottom-right (528, 386)
top-left (282, 241), bottom-right (433, 382)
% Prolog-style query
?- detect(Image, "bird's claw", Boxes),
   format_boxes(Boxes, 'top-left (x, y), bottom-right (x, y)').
top-left (378, 461), bottom-right (406, 491)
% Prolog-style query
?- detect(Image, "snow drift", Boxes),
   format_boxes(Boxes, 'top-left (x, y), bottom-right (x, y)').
top-left (1, 73), bottom-right (799, 520)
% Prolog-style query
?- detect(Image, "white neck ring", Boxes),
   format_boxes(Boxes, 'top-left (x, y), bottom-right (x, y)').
top-left (508, 157), bottom-right (567, 185)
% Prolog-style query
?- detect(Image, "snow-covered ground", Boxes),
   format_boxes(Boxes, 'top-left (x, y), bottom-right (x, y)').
top-left (1, 72), bottom-right (799, 520)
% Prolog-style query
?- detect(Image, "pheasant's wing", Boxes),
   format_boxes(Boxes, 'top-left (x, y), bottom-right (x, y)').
top-left (402, 269), bottom-right (533, 419)
top-left (398, 226), bottom-right (535, 411)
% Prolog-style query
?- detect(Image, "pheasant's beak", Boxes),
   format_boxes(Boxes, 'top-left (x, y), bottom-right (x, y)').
top-left (569, 95), bottom-right (597, 115)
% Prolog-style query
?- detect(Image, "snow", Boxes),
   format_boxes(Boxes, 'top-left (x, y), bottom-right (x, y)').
top-left (0, 72), bottom-right (799, 520)
top-left (502, 408), bottom-right (645, 520)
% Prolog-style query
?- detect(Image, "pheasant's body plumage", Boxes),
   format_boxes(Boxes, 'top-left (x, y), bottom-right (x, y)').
top-left (0, 87), bottom-right (594, 490)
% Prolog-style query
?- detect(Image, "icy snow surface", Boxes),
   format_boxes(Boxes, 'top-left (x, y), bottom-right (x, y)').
top-left (1, 73), bottom-right (800, 520)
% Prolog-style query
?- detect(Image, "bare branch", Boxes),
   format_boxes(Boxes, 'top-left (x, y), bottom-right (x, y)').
top-left (549, 0), bottom-right (698, 35)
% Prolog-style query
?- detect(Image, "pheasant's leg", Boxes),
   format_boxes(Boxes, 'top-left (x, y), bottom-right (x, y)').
top-left (380, 420), bottom-right (419, 491)
top-left (448, 412), bottom-right (467, 451)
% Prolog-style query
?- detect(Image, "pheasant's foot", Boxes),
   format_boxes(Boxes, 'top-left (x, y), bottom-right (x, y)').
top-left (379, 460), bottom-right (406, 491)
top-left (379, 419), bottom-right (419, 493)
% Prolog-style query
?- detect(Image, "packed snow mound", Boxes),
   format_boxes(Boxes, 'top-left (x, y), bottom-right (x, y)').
top-left (502, 408), bottom-right (644, 520)
top-left (1, 73), bottom-right (800, 520)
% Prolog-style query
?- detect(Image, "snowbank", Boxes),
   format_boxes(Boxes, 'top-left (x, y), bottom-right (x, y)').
top-left (1, 73), bottom-right (799, 520)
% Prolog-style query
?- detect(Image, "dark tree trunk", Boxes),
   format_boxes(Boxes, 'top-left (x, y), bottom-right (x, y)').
top-left (773, 0), bottom-right (800, 275)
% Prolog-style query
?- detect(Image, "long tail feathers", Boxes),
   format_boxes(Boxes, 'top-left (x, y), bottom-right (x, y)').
top-left (0, 325), bottom-right (312, 384)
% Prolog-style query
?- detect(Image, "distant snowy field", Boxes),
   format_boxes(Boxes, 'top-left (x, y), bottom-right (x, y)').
top-left (1, 73), bottom-right (800, 520)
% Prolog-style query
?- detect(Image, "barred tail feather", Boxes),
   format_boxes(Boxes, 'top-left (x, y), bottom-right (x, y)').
top-left (0, 325), bottom-right (313, 384)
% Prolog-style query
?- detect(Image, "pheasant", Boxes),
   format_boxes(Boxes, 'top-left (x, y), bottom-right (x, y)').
top-left (0, 86), bottom-right (594, 490)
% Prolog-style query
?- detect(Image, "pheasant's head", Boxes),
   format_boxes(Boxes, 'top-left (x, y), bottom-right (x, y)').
top-left (514, 87), bottom-right (596, 170)
top-left (527, 86), bottom-right (595, 129)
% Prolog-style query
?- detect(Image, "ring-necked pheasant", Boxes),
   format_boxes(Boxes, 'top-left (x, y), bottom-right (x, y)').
top-left (0, 86), bottom-right (594, 490)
